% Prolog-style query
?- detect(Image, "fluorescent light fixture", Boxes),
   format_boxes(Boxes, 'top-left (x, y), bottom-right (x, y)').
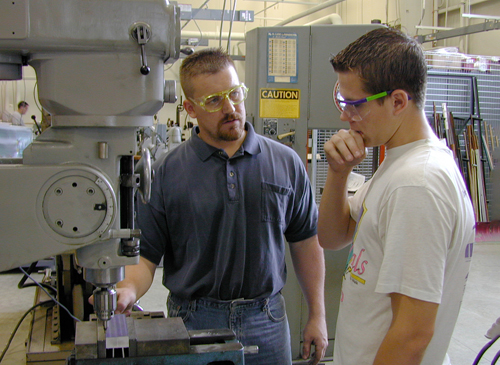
top-left (462, 13), bottom-right (500, 20)
top-left (415, 25), bottom-right (453, 31)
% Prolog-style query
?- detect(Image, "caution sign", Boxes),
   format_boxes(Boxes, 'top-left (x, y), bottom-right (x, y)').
top-left (259, 88), bottom-right (300, 119)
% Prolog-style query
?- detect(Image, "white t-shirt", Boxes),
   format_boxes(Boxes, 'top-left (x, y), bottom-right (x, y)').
top-left (11, 111), bottom-right (25, 126)
top-left (333, 139), bottom-right (475, 365)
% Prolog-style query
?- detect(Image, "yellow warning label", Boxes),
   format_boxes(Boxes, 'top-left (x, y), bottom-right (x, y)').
top-left (259, 88), bottom-right (300, 119)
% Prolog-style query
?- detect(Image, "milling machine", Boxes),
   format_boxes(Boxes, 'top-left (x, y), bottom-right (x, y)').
top-left (0, 1), bottom-right (246, 363)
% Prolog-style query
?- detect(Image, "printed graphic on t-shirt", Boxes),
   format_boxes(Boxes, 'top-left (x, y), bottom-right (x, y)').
top-left (465, 242), bottom-right (473, 261)
top-left (342, 201), bottom-right (369, 287)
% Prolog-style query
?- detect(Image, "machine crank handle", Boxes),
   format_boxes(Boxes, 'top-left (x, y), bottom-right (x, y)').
top-left (100, 228), bottom-right (141, 240)
top-left (244, 345), bottom-right (259, 355)
top-left (135, 147), bottom-right (152, 204)
top-left (130, 22), bottom-right (152, 75)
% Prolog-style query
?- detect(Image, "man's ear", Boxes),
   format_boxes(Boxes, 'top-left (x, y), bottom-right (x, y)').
top-left (184, 99), bottom-right (197, 118)
top-left (390, 89), bottom-right (409, 116)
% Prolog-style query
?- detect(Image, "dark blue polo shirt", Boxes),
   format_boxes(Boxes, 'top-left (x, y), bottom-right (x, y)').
top-left (137, 122), bottom-right (317, 300)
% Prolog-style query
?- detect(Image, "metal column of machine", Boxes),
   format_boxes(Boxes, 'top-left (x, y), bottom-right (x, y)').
top-left (0, 2), bottom-right (252, 362)
top-left (0, 0), bottom-right (180, 328)
top-left (244, 24), bottom-right (384, 358)
top-left (0, 1), bottom-right (251, 363)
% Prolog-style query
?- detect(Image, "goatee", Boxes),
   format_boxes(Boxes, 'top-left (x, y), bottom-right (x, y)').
top-left (218, 113), bottom-right (245, 141)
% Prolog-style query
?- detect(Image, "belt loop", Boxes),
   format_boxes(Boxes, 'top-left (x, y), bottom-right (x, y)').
top-left (189, 298), bottom-right (197, 312)
top-left (263, 297), bottom-right (269, 312)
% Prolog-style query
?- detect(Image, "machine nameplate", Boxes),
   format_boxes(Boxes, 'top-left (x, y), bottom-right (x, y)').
top-left (267, 32), bottom-right (298, 83)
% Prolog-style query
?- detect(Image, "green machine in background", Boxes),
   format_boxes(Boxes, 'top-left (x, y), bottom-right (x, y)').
top-left (245, 24), bottom-right (384, 359)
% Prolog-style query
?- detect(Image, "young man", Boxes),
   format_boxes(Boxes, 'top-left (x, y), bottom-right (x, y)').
top-left (115, 48), bottom-right (328, 365)
top-left (318, 28), bottom-right (475, 365)
top-left (11, 101), bottom-right (29, 126)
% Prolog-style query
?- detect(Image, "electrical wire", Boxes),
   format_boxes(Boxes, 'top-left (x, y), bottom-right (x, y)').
top-left (472, 335), bottom-right (500, 365)
top-left (164, 63), bottom-right (174, 72)
top-left (22, 77), bottom-right (26, 102)
top-left (181, 0), bottom-right (212, 30)
top-left (17, 262), bottom-right (57, 294)
top-left (19, 267), bottom-right (82, 323)
top-left (254, 1), bottom-right (280, 16)
top-left (163, 59), bottom-right (179, 73)
top-left (226, 0), bottom-right (238, 53)
top-left (383, 0), bottom-right (402, 28)
top-left (165, 17), bottom-right (203, 71)
top-left (192, 18), bottom-right (204, 50)
top-left (0, 300), bottom-right (52, 363)
top-left (227, 0), bottom-right (232, 51)
top-left (219, 0), bottom-right (228, 48)
top-left (11, 82), bottom-right (15, 111)
top-left (492, 349), bottom-right (500, 365)
top-left (386, 0), bottom-right (389, 26)
top-left (416, 8), bottom-right (426, 35)
top-left (32, 81), bottom-right (42, 114)
top-left (396, 0), bottom-right (401, 28)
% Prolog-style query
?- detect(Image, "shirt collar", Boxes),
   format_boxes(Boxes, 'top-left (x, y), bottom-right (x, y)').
top-left (190, 122), bottom-right (262, 161)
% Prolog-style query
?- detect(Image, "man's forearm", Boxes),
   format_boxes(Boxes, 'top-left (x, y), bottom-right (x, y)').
top-left (289, 235), bottom-right (326, 316)
top-left (117, 256), bottom-right (157, 299)
top-left (373, 328), bottom-right (431, 365)
top-left (290, 235), bottom-right (328, 363)
top-left (373, 293), bottom-right (437, 365)
top-left (318, 167), bottom-right (355, 250)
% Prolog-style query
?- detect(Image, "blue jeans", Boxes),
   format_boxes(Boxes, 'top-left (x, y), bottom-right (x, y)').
top-left (167, 292), bottom-right (292, 365)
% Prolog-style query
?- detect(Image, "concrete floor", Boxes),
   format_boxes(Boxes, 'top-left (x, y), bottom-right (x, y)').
top-left (1, 242), bottom-right (499, 364)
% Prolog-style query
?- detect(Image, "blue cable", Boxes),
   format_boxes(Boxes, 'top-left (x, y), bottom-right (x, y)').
top-left (18, 266), bottom-right (82, 323)
top-left (473, 335), bottom-right (500, 365)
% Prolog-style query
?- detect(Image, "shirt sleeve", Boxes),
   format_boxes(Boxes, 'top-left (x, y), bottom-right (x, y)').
top-left (349, 180), bottom-right (371, 222)
top-left (284, 156), bottom-right (318, 243)
top-left (136, 168), bottom-right (170, 266)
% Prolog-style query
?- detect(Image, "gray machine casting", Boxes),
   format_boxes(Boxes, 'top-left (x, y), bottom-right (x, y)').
top-left (0, 0), bottom-right (180, 328)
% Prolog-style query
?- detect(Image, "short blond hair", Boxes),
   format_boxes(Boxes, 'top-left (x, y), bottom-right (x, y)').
top-left (180, 48), bottom-right (235, 98)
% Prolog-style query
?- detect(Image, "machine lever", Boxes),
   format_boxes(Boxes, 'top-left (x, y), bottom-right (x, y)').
top-left (277, 130), bottom-right (296, 140)
top-left (139, 44), bottom-right (150, 75)
top-left (130, 22), bottom-right (152, 75)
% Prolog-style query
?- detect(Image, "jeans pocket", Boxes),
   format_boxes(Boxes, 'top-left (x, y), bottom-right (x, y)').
top-left (167, 295), bottom-right (192, 322)
top-left (266, 294), bottom-right (287, 323)
top-left (261, 182), bottom-right (292, 224)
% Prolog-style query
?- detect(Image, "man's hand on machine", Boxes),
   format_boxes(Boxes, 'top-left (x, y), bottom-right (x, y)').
top-left (88, 287), bottom-right (138, 315)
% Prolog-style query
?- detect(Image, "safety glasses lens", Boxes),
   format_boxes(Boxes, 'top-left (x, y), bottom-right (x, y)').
top-left (203, 85), bottom-right (247, 112)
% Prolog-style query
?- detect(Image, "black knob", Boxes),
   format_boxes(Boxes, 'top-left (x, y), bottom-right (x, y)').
top-left (181, 47), bottom-right (195, 56)
top-left (140, 65), bottom-right (150, 75)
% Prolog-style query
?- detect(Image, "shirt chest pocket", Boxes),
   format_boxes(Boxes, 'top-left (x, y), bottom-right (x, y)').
top-left (261, 182), bottom-right (292, 224)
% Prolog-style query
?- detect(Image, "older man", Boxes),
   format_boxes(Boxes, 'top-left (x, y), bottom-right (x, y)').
top-left (114, 48), bottom-right (328, 365)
